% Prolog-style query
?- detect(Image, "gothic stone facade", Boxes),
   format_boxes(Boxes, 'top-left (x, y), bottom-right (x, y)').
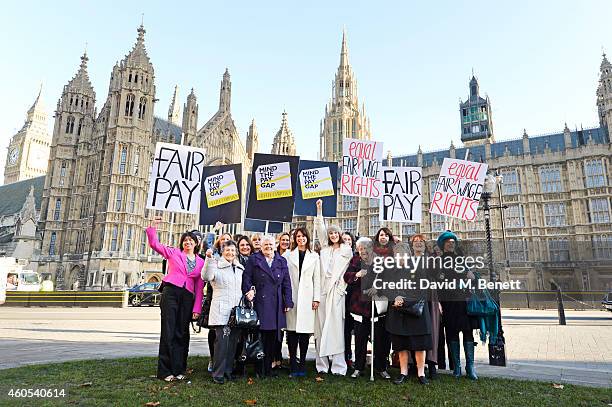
top-left (36, 25), bottom-right (253, 290)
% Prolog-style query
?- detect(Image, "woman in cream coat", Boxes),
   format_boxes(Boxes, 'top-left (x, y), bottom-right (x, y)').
top-left (313, 199), bottom-right (353, 375)
top-left (285, 227), bottom-right (321, 377)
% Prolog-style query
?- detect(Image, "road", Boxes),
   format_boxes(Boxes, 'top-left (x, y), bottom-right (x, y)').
top-left (1, 307), bottom-right (610, 387)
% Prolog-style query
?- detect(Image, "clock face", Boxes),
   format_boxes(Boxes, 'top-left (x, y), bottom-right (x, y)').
top-left (8, 147), bottom-right (19, 165)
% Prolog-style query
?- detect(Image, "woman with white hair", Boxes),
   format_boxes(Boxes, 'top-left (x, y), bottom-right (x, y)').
top-left (243, 234), bottom-right (294, 377)
top-left (313, 199), bottom-right (353, 375)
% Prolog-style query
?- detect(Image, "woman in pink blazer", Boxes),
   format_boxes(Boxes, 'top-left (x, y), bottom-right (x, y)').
top-left (147, 216), bottom-right (205, 382)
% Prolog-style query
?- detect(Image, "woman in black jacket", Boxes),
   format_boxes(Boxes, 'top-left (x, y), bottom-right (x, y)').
top-left (437, 231), bottom-right (479, 380)
top-left (385, 238), bottom-right (432, 385)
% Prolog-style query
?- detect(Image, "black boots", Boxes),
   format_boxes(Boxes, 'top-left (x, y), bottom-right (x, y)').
top-left (449, 341), bottom-right (462, 378)
top-left (464, 341), bottom-right (478, 380)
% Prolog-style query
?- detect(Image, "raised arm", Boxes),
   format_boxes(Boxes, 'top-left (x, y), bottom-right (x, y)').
top-left (314, 199), bottom-right (328, 248)
top-left (202, 256), bottom-right (217, 282)
top-left (146, 217), bottom-right (175, 260)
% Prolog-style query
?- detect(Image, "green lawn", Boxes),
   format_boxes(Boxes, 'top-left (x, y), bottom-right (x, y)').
top-left (0, 357), bottom-right (609, 407)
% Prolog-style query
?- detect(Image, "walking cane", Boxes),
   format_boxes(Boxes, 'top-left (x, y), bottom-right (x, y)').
top-left (370, 300), bottom-right (375, 382)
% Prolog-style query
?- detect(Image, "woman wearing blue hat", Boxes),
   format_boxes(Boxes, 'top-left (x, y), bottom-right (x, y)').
top-left (436, 231), bottom-right (479, 380)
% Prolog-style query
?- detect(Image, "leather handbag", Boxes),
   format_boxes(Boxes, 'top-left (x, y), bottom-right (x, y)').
top-left (191, 291), bottom-right (211, 333)
top-left (229, 288), bottom-right (260, 329)
top-left (396, 298), bottom-right (425, 317)
top-left (240, 332), bottom-right (265, 362)
top-left (466, 274), bottom-right (498, 317)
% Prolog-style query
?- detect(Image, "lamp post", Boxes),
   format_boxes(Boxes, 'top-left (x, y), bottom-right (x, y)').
top-left (482, 173), bottom-right (507, 366)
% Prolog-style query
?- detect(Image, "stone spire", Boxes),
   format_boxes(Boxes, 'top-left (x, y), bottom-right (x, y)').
top-left (271, 111), bottom-right (296, 156)
top-left (168, 85), bottom-right (181, 125)
top-left (123, 24), bottom-right (152, 70)
top-left (246, 119), bottom-right (259, 162)
top-left (339, 28), bottom-right (349, 70)
top-left (25, 83), bottom-right (46, 126)
top-left (219, 68), bottom-right (231, 112)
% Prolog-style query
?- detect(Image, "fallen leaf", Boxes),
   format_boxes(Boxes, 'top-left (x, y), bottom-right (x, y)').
top-left (149, 375), bottom-right (157, 378)
top-left (186, 368), bottom-right (194, 374)
top-left (244, 400), bottom-right (257, 405)
top-left (247, 377), bottom-right (254, 385)
top-left (298, 388), bottom-right (306, 392)
top-left (162, 386), bottom-right (170, 390)
top-left (315, 376), bottom-right (324, 383)
top-left (79, 382), bottom-right (92, 387)
top-left (552, 383), bottom-right (564, 389)
top-left (145, 403), bottom-right (160, 407)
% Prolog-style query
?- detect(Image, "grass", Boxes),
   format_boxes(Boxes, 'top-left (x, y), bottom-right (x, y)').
top-left (0, 357), bottom-right (610, 407)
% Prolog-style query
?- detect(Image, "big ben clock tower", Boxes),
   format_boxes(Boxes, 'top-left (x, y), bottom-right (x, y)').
top-left (4, 86), bottom-right (52, 185)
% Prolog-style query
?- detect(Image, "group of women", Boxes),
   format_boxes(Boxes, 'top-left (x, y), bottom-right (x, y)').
top-left (145, 200), bottom-right (482, 385)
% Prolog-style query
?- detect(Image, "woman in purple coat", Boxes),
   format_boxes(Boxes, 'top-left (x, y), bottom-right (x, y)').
top-left (244, 235), bottom-right (294, 377)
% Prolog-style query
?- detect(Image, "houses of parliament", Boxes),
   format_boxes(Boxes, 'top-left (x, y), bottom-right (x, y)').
top-left (1, 25), bottom-right (610, 292)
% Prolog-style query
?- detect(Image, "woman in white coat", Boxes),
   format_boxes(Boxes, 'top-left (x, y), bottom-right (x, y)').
top-left (285, 227), bottom-right (321, 377)
top-left (202, 240), bottom-right (244, 385)
top-left (313, 199), bottom-right (353, 375)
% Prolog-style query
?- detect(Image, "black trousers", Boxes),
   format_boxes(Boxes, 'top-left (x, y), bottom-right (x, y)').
top-left (274, 330), bottom-right (284, 363)
top-left (344, 312), bottom-right (354, 363)
top-left (446, 328), bottom-right (474, 343)
top-left (286, 331), bottom-right (310, 373)
top-left (212, 326), bottom-right (241, 379)
top-left (157, 284), bottom-right (194, 378)
top-left (208, 329), bottom-right (216, 360)
top-left (353, 317), bottom-right (391, 372)
top-left (260, 330), bottom-right (280, 376)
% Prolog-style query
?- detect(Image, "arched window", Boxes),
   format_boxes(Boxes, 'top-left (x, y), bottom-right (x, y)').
top-left (125, 226), bottom-right (133, 253)
top-left (77, 118), bottom-right (82, 136)
top-left (53, 198), bottom-right (61, 221)
top-left (124, 94), bottom-right (135, 117)
top-left (74, 96), bottom-right (79, 108)
top-left (59, 161), bottom-right (67, 186)
top-left (138, 97), bottom-right (147, 119)
top-left (115, 186), bottom-right (123, 211)
top-left (49, 232), bottom-right (57, 255)
top-left (128, 72), bottom-right (132, 82)
top-left (133, 150), bottom-right (140, 175)
top-left (119, 147), bottom-right (127, 174)
top-left (134, 73), bottom-right (138, 83)
top-left (111, 225), bottom-right (118, 251)
top-left (65, 116), bottom-right (75, 134)
top-left (69, 95), bottom-right (73, 106)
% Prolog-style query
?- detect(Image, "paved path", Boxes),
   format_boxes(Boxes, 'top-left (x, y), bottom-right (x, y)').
top-left (0, 307), bottom-right (610, 388)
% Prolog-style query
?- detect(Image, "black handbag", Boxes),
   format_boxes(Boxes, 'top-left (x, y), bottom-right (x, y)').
top-left (191, 290), bottom-right (211, 333)
top-left (396, 298), bottom-right (425, 317)
top-left (240, 332), bottom-right (265, 362)
top-left (228, 288), bottom-right (260, 329)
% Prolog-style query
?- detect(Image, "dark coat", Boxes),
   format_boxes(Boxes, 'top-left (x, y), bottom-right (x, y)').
top-left (344, 254), bottom-right (381, 318)
top-left (438, 253), bottom-right (479, 333)
top-left (385, 260), bottom-right (432, 337)
top-left (242, 251), bottom-right (294, 335)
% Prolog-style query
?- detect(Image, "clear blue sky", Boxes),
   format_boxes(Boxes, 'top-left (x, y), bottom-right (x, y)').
top-left (1, 0), bottom-right (610, 180)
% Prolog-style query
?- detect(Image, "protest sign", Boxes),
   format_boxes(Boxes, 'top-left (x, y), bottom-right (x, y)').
top-left (146, 142), bottom-right (206, 214)
top-left (340, 138), bottom-right (383, 198)
top-left (199, 164), bottom-right (242, 225)
top-left (293, 160), bottom-right (338, 217)
top-left (255, 161), bottom-right (292, 200)
top-left (246, 153), bottom-right (300, 223)
top-left (379, 167), bottom-right (423, 223)
top-left (244, 172), bottom-right (284, 232)
top-left (429, 158), bottom-right (488, 222)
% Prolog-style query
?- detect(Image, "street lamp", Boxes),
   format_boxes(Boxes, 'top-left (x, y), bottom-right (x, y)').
top-left (481, 172), bottom-right (507, 366)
